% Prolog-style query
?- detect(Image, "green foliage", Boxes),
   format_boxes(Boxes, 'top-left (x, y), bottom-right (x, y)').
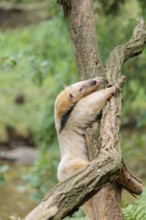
top-left (0, 15), bottom-right (76, 133)
top-left (0, 15), bottom-right (77, 197)
top-left (97, 0), bottom-right (125, 15)
top-left (64, 209), bottom-right (86, 220)
top-left (21, 144), bottom-right (59, 201)
top-left (123, 189), bottom-right (146, 220)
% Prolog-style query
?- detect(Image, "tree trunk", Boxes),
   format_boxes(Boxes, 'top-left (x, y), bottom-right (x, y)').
top-left (68, 0), bottom-right (104, 79)
top-left (67, 0), bottom-right (123, 219)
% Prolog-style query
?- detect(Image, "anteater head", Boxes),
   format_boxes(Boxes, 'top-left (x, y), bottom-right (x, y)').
top-left (55, 77), bottom-right (107, 120)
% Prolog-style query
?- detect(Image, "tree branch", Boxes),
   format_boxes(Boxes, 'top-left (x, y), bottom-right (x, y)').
top-left (92, 18), bottom-right (145, 219)
top-left (106, 18), bottom-right (146, 81)
top-left (105, 18), bottom-right (145, 195)
top-left (25, 148), bottom-right (121, 220)
top-left (118, 160), bottom-right (143, 196)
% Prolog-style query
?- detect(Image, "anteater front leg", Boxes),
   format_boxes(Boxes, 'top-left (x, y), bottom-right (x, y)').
top-left (72, 86), bottom-right (119, 129)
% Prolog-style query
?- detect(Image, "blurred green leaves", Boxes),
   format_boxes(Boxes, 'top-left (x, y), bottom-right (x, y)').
top-left (0, 14), bottom-right (77, 197)
top-left (123, 188), bottom-right (146, 220)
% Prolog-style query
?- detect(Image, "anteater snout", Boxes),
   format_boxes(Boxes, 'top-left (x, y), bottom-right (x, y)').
top-left (95, 77), bottom-right (108, 85)
top-left (90, 80), bottom-right (97, 86)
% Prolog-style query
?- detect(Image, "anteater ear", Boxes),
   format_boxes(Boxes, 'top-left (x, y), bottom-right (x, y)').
top-left (63, 84), bottom-right (68, 89)
top-left (69, 93), bottom-right (74, 99)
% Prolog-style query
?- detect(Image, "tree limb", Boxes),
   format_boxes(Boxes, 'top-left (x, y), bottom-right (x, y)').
top-left (25, 148), bottom-right (121, 220)
top-left (106, 18), bottom-right (146, 82)
top-left (105, 18), bottom-right (145, 195)
top-left (91, 18), bottom-right (145, 219)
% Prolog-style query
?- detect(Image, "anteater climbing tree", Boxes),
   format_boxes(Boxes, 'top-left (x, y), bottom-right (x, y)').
top-left (25, 1), bottom-right (145, 220)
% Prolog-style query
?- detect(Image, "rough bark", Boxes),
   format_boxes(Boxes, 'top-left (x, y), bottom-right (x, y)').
top-left (118, 160), bottom-right (143, 196)
top-left (67, 0), bottom-right (105, 79)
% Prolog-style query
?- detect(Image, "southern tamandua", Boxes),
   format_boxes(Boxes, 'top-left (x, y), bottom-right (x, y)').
top-left (54, 77), bottom-right (119, 219)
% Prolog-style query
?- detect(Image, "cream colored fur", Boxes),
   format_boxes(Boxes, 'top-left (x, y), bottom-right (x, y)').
top-left (54, 77), bottom-right (117, 219)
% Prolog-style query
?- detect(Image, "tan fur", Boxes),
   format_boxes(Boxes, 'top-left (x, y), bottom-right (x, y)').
top-left (55, 90), bottom-right (73, 118)
top-left (72, 161), bottom-right (87, 171)
top-left (54, 77), bottom-right (117, 219)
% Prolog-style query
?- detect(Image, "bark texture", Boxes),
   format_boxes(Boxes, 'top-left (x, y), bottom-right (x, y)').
top-left (68, 0), bottom-right (105, 79)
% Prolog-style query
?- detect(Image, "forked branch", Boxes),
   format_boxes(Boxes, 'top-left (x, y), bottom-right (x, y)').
top-left (103, 18), bottom-right (146, 195)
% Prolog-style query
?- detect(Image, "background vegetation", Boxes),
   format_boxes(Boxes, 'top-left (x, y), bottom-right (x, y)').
top-left (0, 0), bottom-right (146, 219)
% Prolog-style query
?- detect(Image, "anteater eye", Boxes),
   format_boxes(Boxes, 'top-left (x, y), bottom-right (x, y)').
top-left (79, 88), bottom-right (83, 91)
top-left (69, 93), bottom-right (74, 99)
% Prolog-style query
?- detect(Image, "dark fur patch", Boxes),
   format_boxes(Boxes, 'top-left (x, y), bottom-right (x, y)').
top-left (59, 103), bottom-right (76, 133)
top-left (96, 110), bottom-right (102, 121)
